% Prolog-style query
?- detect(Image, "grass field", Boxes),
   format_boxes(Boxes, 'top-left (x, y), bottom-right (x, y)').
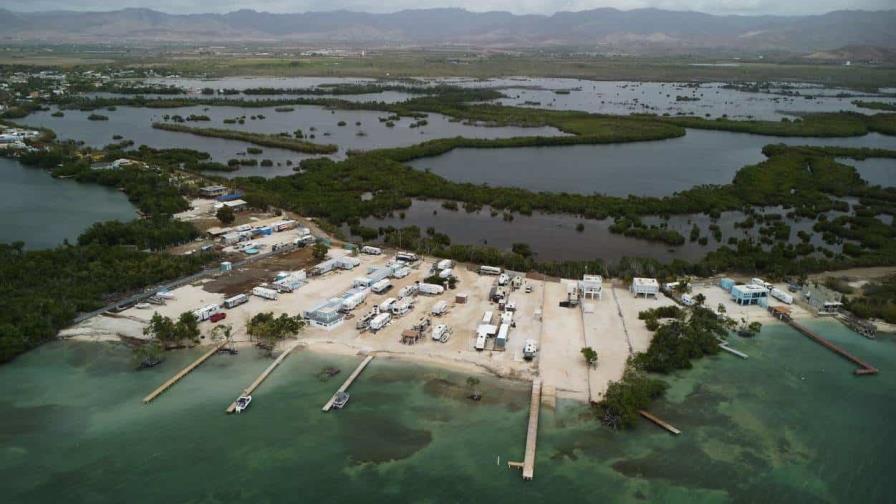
top-left (2, 47), bottom-right (896, 90)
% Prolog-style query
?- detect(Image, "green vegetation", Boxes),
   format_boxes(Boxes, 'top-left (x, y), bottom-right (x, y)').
top-left (594, 366), bottom-right (668, 429)
top-left (143, 312), bottom-right (201, 349)
top-left (843, 275), bottom-right (896, 323)
top-left (0, 242), bottom-right (210, 363)
top-left (633, 306), bottom-right (729, 373)
top-left (87, 113), bottom-right (108, 121)
top-left (217, 205), bottom-right (235, 225)
top-left (247, 312), bottom-right (304, 356)
top-left (78, 218), bottom-right (199, 251)
top-left (152, 122), bottom-right (338, 154)
top-left (852, 101), bottom-right (896, 112)
top-left (581, 347), bottom-right (598, 367)
top-left (657, 112), bottom-right (882, 137)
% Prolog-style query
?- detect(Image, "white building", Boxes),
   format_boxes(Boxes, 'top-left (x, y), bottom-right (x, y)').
top-left (631, 277), bottom-right (659, 298)
top-left (578, 275), bottom-right (603, 300)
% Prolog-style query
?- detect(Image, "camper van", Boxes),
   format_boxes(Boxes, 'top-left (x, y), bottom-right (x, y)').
top-left (431, 300), bottom-right (448, 316)
top-left (371, 279), bottom-right (392, 294)
top-left (497, 273), bottom-right (509, 286)
top-left (223, 294), bottom-right (248, 309)
top-left (252, 286), bottom-right (279, 300)
top-left (361, 246), bottom-right (382, 255)
top-left (369, 312), bottom-right (392, 332)
top-left (399, 284), bottom-right (418, 299)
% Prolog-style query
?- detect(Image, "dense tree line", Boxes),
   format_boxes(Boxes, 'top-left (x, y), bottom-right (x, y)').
top-left (0, 242), bottom-right (211, 363)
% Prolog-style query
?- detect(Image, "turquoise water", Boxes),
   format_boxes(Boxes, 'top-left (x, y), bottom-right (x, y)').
top-left (1, 319), bottom-right (894, 502)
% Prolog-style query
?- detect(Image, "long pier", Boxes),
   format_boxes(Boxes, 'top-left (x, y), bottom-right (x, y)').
top-left (226, 341), bottom-right (301, 413)
top-left (787, 320), bottom-right (878, 375)
top-left (639, 410), bottom-right (681, 435)
top-left (143, 340), bottom-right (229, 404)
top-left (508, 378), bottom-right (542, 480)
top-left (322, 355), bottom-right (375, 412)
top-left (719, 344), bottom-right (749, 359)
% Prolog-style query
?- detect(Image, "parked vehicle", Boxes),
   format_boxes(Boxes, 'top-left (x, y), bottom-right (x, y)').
top-left (210, 312), bottom-right (227, 323)
top-left (369, 312), bottom-right (392, 332)
top-left (432, 324), bottom-right (451, 342)
top-left (192, 304), bottom-right (221, 322)
top-left (379, 297), bottom-right (397, 312)
top-left (523, 340), bottom-right (538, 360)
top-left (392, 267), bottom-right (411, 279)
top-left (480, 265), bottom-right (501, 276)
top-left (399, 284), bottom-right (418, 298)
top-left (431, 300), bottom-right (448, 316)
top-left (361, 246), bottom-right (382, 255)
top-left (224, 294), bottom-right (248, 309)
top-left (497, 273), bottom-right (509, 286)
top-left (371, 279), bottom-right (392, 294)
top-left (252, 286), bottom-right (279, 300)
top-left (418, 283), bottom-right (444, 295)
top-left (436, 259), bottom-right (453, 270)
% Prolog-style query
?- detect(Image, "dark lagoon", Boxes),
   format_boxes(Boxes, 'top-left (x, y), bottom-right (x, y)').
top-left (346, 200), bottom-right (846, 262)
top-left (409, 131), bottom-right (896, 196)
top-left (0, 158), bottom-right (136, 249)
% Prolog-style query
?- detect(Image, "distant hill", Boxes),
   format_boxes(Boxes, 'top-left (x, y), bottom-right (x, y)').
top-left (0, 7), bottom-right (894, 53)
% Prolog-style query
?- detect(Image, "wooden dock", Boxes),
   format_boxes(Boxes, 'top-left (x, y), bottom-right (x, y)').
top-left (787, 320), bottom-right (878, 376)
top-left (639, 410), bottom-right (681, 435)
top-left (719, 344), bottom-right (749, 359)
top-left (518, 378), bottom-right (542, 480)
top-left (226, 341), bottom-right (301, 414)
top-left (143, 340), bottom-right (229, 404)
top-left (322, 355), bottom-right (375, 412)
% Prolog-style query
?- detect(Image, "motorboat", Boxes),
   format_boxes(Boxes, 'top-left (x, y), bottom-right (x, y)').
top-left (235, 395), bottom-right (252, 413)
top-left (332, 391), bottom-right (350, 409)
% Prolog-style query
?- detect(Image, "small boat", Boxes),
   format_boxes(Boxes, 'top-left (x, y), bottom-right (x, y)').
top-left (135, 302), bottom-right (151, 309)
top-left (332, 391), bottom-right (350, 409)
top-left (235, 395), bottom-right (252, 413)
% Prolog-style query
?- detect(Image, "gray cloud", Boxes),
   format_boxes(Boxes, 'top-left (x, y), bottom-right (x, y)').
top-left (1, 0), bottom-right (891, 16)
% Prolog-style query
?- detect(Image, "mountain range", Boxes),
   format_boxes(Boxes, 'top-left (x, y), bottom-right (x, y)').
top-left (1, 7), bottom-right (894, 53)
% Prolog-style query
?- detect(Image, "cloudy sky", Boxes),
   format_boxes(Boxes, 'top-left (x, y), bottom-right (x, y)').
top-left (0, 0), bottom-right (890, 16)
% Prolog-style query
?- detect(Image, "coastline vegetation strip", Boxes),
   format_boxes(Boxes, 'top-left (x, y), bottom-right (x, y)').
top-left (151, 123), bottom-right (339, 154)
top-left (852, 100), bottom-right (896, 112)
top-left (655, 112), bottom-right (888, 137)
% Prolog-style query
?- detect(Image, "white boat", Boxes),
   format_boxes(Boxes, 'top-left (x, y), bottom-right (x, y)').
top-left (332, 391), bottom-right (350, 409)
top-left (235, 395), bottom-right (252, 413)
top-left (135, 302), bottom-right (151, 309)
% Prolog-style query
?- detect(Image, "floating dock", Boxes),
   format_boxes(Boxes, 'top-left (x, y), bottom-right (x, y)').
top-left (639, 410), bottom-right (681, 435)
top-left (322, 355), bottom-right (374, 412)
top-left (143, 340), bottom-right (229, 404)
top-left (787, 319), bottom-right (878, 376)
top-left (226, 341), bottom-right (300, 413)
top-left (509, 378), bottom-right (542, 480)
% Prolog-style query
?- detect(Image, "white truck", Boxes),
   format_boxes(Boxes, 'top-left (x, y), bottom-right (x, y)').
top-left (252, 286), bottom-right (279, 300)
top-left (418, 283), bottom-right (445, 295)
top-left (371, 279), bottom-right (392, 294)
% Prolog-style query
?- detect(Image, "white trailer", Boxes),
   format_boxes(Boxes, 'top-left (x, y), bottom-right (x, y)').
top-left (418, 283), bottom-right (445, 295)
top-left (501, 311), bottom-right (514, 325)
top-left (770, 288), bottom-right (794, 305)
top-left (480, 265), bottom-right (501, 276)
top-left (497, 273), bottom-right (509, 286)
top-left (361, 246), bottom-right (382, 255)
top-left (395, 251), bottom-right (418, 263)
top-left (336, 256), bottom-right (361, 270)
top-left (192, 304), bottom-right (221, 322)
top-left (341, 291), bottom-right (368, 312)
top-left (496, 323), bottom-right (510, 349)
top-left (399, 284), bottom-right (418, 299)
top-left (371, 279), bottom-right (392, 294)
top-left (223, 294), bottom-right (248, 309)
top-left (432, 324), bottom-right (450, 342)
top-left (431, 300), bottom-right (448, 316)
top-left (353, 277), bottom-right (374, 288)
top-left (252, 286), bottom-right (279, 300)
top-left (391, 298), bottom-right (413, 316)
top-left (392, 267), bottom-right (410, 279)
top-left (369, 312), bottom-right (391, 332)
top-left (438, 268), bottom-right (453, 279)
top-left (751, 277), bottom-right (773, 290)
top-left (482, 311), bottom-right (494, 324)
top-left (436, 259), bottom-right (453, 271)
top-left (474, 333), bottom-right (487, 351)
top-left (379, 297), bottom-right (397, 312)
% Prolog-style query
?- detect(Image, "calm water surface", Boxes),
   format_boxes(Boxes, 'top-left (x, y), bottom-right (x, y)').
top-left (0, 158), bottom-right (136, 249)
top-left (1, 319), bottom-right (893, 502)
top-left (409, 131), bottom-right (896, 196)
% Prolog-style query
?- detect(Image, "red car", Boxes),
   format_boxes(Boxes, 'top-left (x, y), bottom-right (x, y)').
top-left (210, 312), bottom-right (227, 323)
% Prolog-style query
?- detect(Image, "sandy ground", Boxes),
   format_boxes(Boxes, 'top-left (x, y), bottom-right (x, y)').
top-left (63, 231), bottom-right (856, 404)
